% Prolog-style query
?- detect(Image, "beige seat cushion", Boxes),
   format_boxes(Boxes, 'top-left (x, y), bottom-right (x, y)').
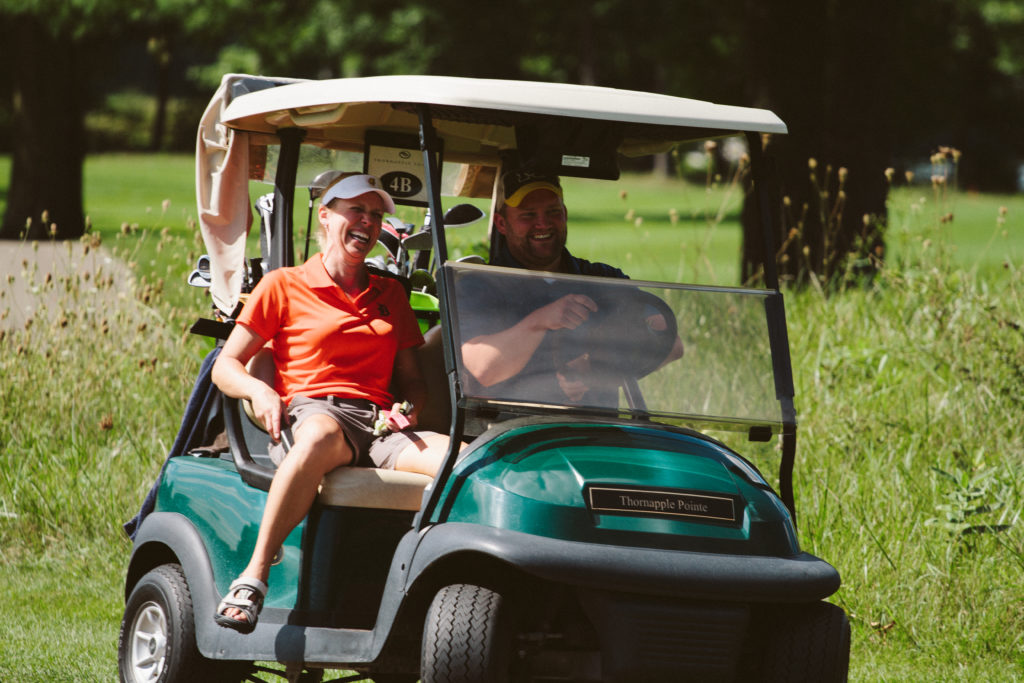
top-left (318, 467), bottom-right (433, 510)
top-left (411, 325), bottom-right (451, 435)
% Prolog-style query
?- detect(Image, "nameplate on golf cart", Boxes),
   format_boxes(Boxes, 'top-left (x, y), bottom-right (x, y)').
top-left (586, 485), bottom-right (739, 524)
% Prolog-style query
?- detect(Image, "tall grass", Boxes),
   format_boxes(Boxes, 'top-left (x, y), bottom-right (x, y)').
top-left (0, 155), bottom-right (1022, 680)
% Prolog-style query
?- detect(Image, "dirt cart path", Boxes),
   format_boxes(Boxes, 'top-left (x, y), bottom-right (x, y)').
top-left (1, 240), bottom-right (126, 333)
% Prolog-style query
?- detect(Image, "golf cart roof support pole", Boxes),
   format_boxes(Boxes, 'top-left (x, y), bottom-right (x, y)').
top-left (746, 131), bottom-right (799, 522)
top-left (271, 128), bottom-right (305, 270)
top-left (414, 103), bottom-right (465, 532)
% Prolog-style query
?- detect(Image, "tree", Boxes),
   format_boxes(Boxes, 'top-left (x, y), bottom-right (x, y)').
top-left (738, 0), bottom-right (895, 287)
top-left (0, 1), bottom-right (145, 240)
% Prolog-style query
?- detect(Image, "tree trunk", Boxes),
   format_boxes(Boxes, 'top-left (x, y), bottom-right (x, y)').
top-left (740, 0), bottom-right (892, 287)
top-left (149, 36), bottom-right (171, 152)
top-left (1, 16), bottom-right (87, 240)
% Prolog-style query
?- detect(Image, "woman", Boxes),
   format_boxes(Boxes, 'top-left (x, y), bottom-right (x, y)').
top-left (211, 173), bottom-right (451, 633)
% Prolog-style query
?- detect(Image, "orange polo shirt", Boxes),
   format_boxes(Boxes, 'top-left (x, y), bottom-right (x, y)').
top-left (236, 254), bottom-right (423, 407)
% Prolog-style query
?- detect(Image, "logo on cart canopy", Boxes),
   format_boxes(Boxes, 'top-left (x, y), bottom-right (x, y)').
top-left (586, 485), bottom-right (740, 524)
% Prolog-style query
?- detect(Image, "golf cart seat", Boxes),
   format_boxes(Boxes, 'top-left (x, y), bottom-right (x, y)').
top-left (229, 352), bottom-right (433, 511)
top-left (410, 325), bottom-right (451, 435)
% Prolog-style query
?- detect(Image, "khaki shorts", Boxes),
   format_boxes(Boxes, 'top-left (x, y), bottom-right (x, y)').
top-left (268, 395), bottom-right (423, 469)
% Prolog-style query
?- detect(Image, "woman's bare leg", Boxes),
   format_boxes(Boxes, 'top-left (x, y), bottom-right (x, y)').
top-left (395, 432), bottom-right (461, 476)
top-left (222, 414), bottom-right (353, 622)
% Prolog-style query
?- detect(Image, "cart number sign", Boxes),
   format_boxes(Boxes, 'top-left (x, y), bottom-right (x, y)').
top-left (586, 485), bottom-right (739, 524)
top-left (364, 131), bottom-right (441, 207)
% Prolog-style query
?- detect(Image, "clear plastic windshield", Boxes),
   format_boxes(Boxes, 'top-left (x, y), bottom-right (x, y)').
top-left (447, 262), bottom-right (785, 432)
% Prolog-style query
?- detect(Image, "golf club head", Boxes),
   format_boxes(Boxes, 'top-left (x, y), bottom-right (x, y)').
top-left (378, 224), bottom-right (402, 261)
top-left (385, 216), bottom-right (411, 235)
top-left (309, 170), bottom-right (346, 199)
top-left (443, 203), bottom-right (486, 228)
top-left (403, 230), bottom-right (434, 251)
top-left (187, 269), bottom-right (211, 288)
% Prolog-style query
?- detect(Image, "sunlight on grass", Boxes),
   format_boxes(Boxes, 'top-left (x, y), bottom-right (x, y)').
top-left (1, 155), bottom-right (1023, 680)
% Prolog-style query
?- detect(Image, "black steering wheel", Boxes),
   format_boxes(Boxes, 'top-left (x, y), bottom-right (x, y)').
top-left (554, 288), bottom-right (678, 382)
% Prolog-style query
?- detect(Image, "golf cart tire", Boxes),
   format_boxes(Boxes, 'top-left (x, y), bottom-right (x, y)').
top-left (760, 601), bottom-right (851, 682)
top-left (117, 564), bottom-right (250, 683)
top-left (421, 584), bottom-right (513, 683)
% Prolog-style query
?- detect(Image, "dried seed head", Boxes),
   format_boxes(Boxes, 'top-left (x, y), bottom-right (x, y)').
top-left (884, 168), bottom-right (895, 181)
top-left (808, 158), bottom-right (818, 170)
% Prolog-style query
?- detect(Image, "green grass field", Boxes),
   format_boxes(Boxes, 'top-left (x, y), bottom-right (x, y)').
top-left (1, 154), bottom-right (1022, 681)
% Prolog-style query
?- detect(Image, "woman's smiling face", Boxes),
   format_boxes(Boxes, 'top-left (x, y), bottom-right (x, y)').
top-left (318, 191), bottom-right (386, 263)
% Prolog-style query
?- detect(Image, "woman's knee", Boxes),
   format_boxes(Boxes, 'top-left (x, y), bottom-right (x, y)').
top-left (290, 415), bottom-right (353, 468)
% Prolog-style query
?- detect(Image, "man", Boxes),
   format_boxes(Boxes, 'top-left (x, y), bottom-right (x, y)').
top-left (458, 168), bottom-right (682, 406)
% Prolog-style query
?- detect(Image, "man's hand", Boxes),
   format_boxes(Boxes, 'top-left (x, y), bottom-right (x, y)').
top-left (556, 352), bottom-right (592, 402)
top-left (531, 294), bottom-right (598, 331)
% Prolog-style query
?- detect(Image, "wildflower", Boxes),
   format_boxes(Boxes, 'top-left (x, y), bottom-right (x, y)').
top-left (884, 168), bottom-right (895, 182)
top-left (808, 158), bottom-right (818, 170)
top-left (41, 210), bottom-right (49, 224)
top-left (619, 190), bottom-right (628, 201)
top-left (624, 209), bottom-right (635, 221)
top-left (905, 171), bottom-right (914, 184)
top-left (162, 199), bottom-right (171, 213)
top-left (121, 223), bottom-right (131, 235)
top-left (838, 167), bottom-right (848, 183)
top-left (668, 208), bottom-right (678, 225)
top-left (634, 217), bottom-right (643, 228)
top-left (49, 223), bottom-right (57, 236)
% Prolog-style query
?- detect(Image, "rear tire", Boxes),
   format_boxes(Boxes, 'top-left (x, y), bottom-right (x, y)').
top-left (760, 601), bottom-right (850, 682)
top-left (118, 563), bottom-right (250, 683)
top-left (420, 584), bottom-right (512, 683)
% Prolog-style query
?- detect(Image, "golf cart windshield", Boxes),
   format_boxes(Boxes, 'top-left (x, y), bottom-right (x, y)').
top-left (447, 262), bottom-right (785, 432)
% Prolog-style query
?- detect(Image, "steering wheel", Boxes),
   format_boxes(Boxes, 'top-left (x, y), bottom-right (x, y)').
top-left (554, 289), bottom-right (678, 382)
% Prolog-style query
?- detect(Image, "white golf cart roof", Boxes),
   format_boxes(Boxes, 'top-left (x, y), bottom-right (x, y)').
top-left (196, 74), bottom-right (786, 314)
top-left (220, 75), bottom-right (786, 158)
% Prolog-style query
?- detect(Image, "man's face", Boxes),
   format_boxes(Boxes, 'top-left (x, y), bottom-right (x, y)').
top-left (495, 189), bottom-right (568, 272)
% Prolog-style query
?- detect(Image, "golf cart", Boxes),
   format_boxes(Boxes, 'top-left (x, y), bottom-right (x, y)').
top-left (119, 74), bottom-right (849, 682)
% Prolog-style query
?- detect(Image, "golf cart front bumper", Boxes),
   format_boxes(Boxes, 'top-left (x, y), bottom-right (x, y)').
top-left (409, 522), bottom-right (840, 603)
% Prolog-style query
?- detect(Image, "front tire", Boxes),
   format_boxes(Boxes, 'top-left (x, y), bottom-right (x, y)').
top-left (760, 601), bottom-right (851, 682)
top-left (420, 584), bottom-right (512, 683)
top-left (118, 563), bottom-right (250, 683)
